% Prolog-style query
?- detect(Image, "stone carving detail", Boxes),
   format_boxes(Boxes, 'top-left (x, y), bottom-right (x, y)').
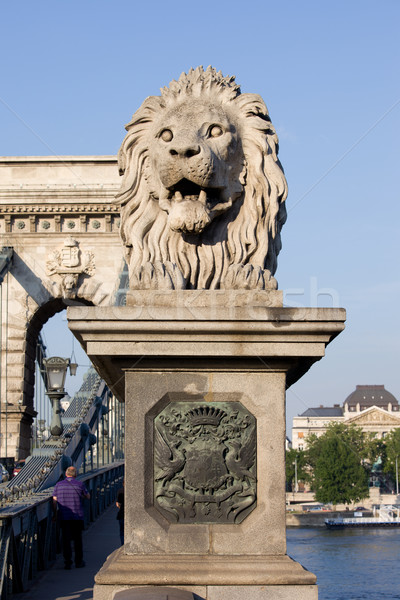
top-left (116, 66), bottom-right (287, 291)
top-left (46, 236), bottom-right (95, 298)
top-left (153, 401), bottom-right (257, 524)
top-left (349, 408), bottom-right (400, 426)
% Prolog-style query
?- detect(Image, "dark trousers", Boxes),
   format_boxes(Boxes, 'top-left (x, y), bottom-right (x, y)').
top-left (60, 520), bottom-right (84, 565)
top-left (118, 518), bottom-right (124, 546)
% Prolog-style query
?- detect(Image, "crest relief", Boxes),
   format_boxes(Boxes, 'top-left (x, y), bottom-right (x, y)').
top-left (153, 400), bottom-right (257, 524)
top-left (46, 236), bottom-right (95, 298)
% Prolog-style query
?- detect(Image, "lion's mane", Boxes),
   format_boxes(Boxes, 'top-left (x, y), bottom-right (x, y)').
top-left (116, 66), bottom-right (288, 290)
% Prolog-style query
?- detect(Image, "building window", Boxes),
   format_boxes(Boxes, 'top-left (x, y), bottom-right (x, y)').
top-left (298, 432), bottom-right (304, 439)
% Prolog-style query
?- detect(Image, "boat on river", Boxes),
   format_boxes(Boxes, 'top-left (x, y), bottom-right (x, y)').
top-left (325, 504), bottom-right (400, 529)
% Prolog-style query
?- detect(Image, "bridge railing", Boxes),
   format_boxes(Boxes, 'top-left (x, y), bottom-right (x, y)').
top-left (0, 461), bottom-right (124, 599)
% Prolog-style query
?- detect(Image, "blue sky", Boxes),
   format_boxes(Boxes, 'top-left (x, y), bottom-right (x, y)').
top-left (1, 1), bottom-right (399, 431)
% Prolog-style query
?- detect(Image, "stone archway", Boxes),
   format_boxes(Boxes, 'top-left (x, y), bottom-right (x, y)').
top-left (0, 156), bottom-right (124, 459)
top-left (13, 296), bottom-right (96, 459)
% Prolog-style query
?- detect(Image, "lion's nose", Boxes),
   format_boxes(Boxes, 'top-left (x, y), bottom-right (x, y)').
top-left (169, 144), bottom-right (201, 159)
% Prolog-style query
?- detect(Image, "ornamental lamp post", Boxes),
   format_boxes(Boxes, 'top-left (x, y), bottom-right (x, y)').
top-left (43, 357), bottom-right (71, 437)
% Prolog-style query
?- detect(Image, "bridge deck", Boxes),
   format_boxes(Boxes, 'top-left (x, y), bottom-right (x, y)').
top-left (17, 504), bottom-right (120, 600)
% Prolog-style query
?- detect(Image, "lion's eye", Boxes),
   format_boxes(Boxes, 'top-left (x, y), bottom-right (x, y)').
top-left (209, 125), bottom-right (223, 138)
top-left (160, 129), bottom-right (173, 142)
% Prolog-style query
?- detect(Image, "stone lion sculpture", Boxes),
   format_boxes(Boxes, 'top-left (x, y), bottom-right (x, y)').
top-left (116, 66), bottom-right (287, 290)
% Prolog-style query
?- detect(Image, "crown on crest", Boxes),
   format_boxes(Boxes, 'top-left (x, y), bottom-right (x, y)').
top-left (186, 406), bottom-right (226, 427)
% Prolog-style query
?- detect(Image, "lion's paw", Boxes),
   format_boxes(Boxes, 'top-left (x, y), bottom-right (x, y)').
top-left (221, 264), bottom-right (277, 290)
top-left (131, 261), bottom-right (186, 290)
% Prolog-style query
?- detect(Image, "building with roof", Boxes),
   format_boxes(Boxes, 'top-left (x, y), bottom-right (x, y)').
top-left (291, 385), bottom-right (400, 450)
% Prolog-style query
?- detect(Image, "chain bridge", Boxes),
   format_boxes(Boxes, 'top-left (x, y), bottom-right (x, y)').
top-left (0, 156), bottom-right (127, 597)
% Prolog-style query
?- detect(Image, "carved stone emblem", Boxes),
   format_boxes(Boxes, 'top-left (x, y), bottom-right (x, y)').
top-left (46, 236), bottom-right (95, 298)
top-left (153, 401), bottom-right (256, 524)
top-left (60, 241), bottom-right (80, 267)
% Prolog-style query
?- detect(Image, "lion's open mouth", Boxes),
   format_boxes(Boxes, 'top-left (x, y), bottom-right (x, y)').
top-left (160, 178), bottom-right (232, 214)
top-left (170, 178), bottom-right (217, 207)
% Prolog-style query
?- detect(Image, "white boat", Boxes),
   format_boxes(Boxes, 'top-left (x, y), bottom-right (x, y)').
top-left (325, 504), bottom-right (400, 529)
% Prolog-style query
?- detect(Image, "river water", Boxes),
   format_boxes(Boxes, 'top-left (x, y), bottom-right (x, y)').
top-left (287, 527), bottom-right (400, 600)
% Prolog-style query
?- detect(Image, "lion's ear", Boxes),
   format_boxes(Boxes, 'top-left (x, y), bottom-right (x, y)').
top-left (233, 93), bottom-right (271, 122)
top-left (118, 95), bottom-right (164, 178)
top-left (233, 93), bottom-right (280, 162)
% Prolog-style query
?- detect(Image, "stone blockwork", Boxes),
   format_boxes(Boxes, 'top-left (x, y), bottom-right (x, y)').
top-left (94, 584), bottom-right (318, 600)
top-left (0, 156), bottom-right (123, 459)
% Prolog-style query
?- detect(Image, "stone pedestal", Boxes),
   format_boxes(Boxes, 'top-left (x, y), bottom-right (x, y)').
top-left (68, 291), bottom-right (345, 600)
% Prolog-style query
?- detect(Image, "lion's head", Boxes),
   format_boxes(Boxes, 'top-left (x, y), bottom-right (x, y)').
top-left (116, 66), bottom-right (287, 290)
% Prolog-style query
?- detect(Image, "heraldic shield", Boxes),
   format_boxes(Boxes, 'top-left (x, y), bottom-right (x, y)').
top-left (153, 400), bottom-right (257, 524)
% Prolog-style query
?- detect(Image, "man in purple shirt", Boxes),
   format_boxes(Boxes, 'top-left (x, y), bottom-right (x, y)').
top-left (53, 466), bottom-right (90, 569)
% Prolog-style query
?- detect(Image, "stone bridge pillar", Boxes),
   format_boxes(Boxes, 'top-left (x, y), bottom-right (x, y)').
top-left (0, 156), bottom-right (123, 459)
top-left (69, 293), bottom-right (346, 600)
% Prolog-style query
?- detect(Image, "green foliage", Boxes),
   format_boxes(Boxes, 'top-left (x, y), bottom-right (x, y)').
top-left (285, 448), bottom-right (309, 491)
top-left (305, 422), bottom-right (369, 504)
top-left (366, 437), bottom-right (387, 467)
top-left (383, 429), bottom-right (400, 481)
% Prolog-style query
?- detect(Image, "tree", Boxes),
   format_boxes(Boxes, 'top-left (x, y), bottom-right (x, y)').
top-left (383, 428), bottom-right (400, 487)
top-left (365, 436), bottom-right (387, 467)
top-left (285, 448), bottom-right (310, 491)
top-left (306, 423), bottom-right (369, 504)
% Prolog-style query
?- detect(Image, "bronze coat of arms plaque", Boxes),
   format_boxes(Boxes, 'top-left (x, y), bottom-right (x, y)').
top-left (153, 401), bottom-right (257, 524)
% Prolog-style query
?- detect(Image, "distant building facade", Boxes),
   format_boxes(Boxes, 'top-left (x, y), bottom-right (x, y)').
top-left (292, 385), bottom-right (400, 450)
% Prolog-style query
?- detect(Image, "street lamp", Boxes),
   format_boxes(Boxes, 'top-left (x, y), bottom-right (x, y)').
top-left (43, 357), bottom-right (70, 437)
top-left (69, 361), bottom-right (78, 376)
top-left (69, 346), bottom-right (78, 376)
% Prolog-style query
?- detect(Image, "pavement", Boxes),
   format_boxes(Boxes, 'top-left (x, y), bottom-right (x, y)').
top-left (17, 504), bottom-right (121, 600)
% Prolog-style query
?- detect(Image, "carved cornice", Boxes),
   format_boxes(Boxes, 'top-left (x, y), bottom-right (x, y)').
top-left (0, 156), bottom-right (121, 233)
top-left (0, 203), bottom-right (118, 215)
top-left (0, 203), bottom-right (120, 234)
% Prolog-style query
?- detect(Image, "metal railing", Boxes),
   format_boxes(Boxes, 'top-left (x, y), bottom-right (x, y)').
top-left (5, 368), bottom-right (123, 498)
top-left (0, 462), bottom-right (124, 598)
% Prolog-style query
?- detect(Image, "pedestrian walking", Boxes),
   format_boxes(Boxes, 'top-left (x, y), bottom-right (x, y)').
top-left (116, 479), bottom-right (124, 545)
top-left (53, 466), bottom-right (90, 569)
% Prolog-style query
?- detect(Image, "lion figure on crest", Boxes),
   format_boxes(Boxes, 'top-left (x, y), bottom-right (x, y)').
top-left (116, 66), bottom-right (288, 290)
